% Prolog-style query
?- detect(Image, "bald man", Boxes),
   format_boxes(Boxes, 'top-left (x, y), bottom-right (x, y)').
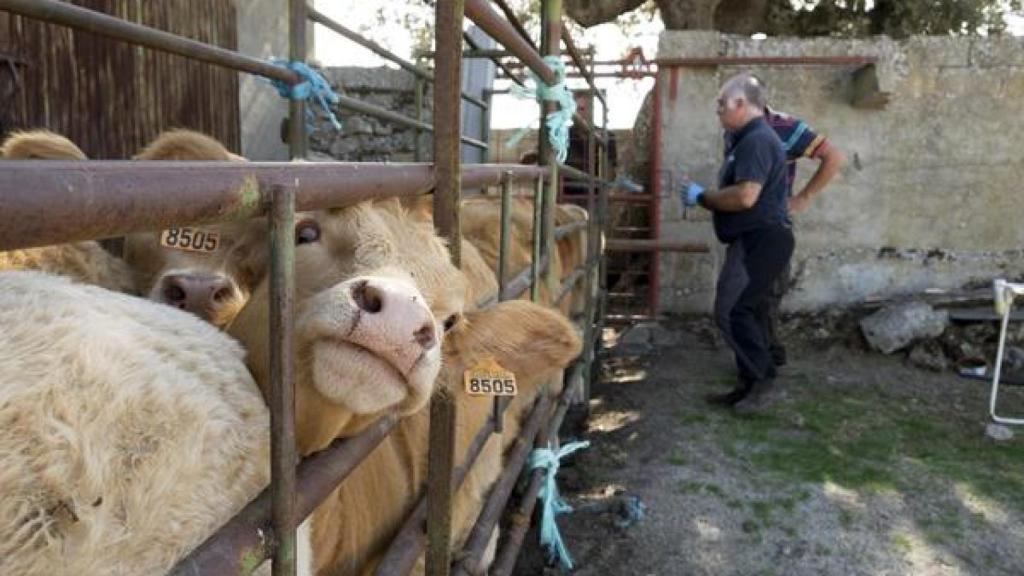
top-left (683, 73), bottom-right (794, 413)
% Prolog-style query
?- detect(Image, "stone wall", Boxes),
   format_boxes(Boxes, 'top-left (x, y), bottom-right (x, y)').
top-left (653, 31), bottom-right (1024, 313)
top-left (308, 67), bottom-right (429, 163)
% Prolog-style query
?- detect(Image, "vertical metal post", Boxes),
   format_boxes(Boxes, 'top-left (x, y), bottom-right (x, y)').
top-left (481, 88), bottom-right (493, 163)
top-left (539, 0), bottom-right (562, 300)
top-left (648, 70), bottom-right (663, 316)
top-left (414, 77), bottom-right (425, 162)
top-left (498, 171), bottom-right (513, 298)
top-left (530, 174), bottom-right (544, 303)
top-left (579, 87), bottom-right (598, 405)
top-left (269, 185), bottom-right (297, 576)
top-left (288, 0), bottom-right (308, 159)
top-left (597, 92), bottom-right (611, 338)
top-left (426, 2), bottom-right (464, 575)
top-left (493, 170), bottom-right (514, 433)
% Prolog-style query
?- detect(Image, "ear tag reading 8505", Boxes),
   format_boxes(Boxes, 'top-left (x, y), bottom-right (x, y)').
top-left (464, 358), bottom-right (517, 397)
top-left (159, 227), bottom-right (220, 253)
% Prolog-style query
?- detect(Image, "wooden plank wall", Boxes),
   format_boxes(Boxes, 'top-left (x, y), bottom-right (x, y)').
top-left (0, 0), bottom-right (240, 158)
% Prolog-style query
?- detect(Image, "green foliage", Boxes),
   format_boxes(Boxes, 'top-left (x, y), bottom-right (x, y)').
top-left (763, 0), bottom-right (1024, 38)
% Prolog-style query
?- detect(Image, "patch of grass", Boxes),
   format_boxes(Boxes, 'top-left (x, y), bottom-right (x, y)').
top-left (726, 498), bottom-right (744, 510)
top-left (920, 510), bottom-right (964, 545)
top-left (838, 508), bottom-right (855, 530)
top-left (704, 483), bottom-right (726, 499)
top-left (752, 501), bottom-right (774, 524)
top-left (704, 382), bottom-right (1024, 519)
top-left (891, 533), bottom-right (914, 555)
top-left (741, 519), bottom-right (760, 534)
top-left (666, 449), bottom-right (688, 467)
top-left (678, 411), bottom-right (711, 426)
top-left (677, 480), bottom-right (703, 495)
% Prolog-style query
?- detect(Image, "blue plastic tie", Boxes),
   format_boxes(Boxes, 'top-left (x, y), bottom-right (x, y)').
top-left (268, 59), bottom-right (343, 132)
top-left (507, 55), bottom-right (577, 163)
top-left (528, 440), bottom-right (590, 570)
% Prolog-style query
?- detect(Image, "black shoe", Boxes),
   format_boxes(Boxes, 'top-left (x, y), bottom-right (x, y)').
top-left (733, 379), bottom-right (779, 414)
top-left (704, 385), bottom-right (749, 406)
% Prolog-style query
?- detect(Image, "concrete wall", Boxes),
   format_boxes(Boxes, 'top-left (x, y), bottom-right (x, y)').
top-left (655, 31), bottom-right (1024, 314)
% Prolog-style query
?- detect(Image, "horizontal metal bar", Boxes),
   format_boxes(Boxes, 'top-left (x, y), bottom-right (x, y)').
top-left (491, 0), bottom-right (539, 52)
top-left (656, 55), bottom-right (877, 67)
top-left (608, 193), bottom-right (655, 203)
top-left (308, 6), bottom-right (428, 79)
top-left (335, 94), bottom-right (488, 150)
top-left (170, 414), bottom-right (401, 576)
top-left (464, 31), bottom-right (526, 87)
top-left (559, 21), bottom-right (607, 110)
top-left (373, 395), bottom-right (515, 576)
top-left (308, 7), bottom-right (487, 109)
top-left (0, 161), bottom-right (547, 250)
top-left (0, 0), bottom-right (301, 85)
top-left (553, 219), bottom-right (587, 241)
top-left (489, 363), bottom-right (580, 576)
top-left (505, 253), bottom-right (548, 301)
top-left (557, 163), bottom-right (596, 182)
top-left (604, 313), bottom-right (660, 323)
top-left (465, 0), bottom-right (556, 86)
top-left (606, 239), bottom-right (709, 253)
top-left (451, 394), bottom-right (552, 576)
top-left (555, 265), bottom-right (586, 305)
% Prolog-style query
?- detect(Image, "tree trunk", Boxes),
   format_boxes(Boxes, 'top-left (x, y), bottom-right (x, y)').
top-left (656, 0), bottom-right (719, 30)
top-left (564, 0), bottom-right (647, 27)
top-left (712, 0), bottom-right (772, 35)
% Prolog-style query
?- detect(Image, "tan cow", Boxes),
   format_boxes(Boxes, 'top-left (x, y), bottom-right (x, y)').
top-left (0, 271), bottom-right (274, 576)
top-left (123, 129), bottom-right (263, 328)
top-left (0, 131), bottom-right (136, 293)
top-left (229, 198), bottom-right (581, 575)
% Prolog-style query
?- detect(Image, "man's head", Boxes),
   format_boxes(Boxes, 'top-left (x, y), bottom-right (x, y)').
top-left (717, 73), bottom-right (767, 132)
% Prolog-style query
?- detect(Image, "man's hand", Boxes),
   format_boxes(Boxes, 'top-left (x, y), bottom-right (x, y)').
top-left (682, 181), bottom-right (706, 207)
top-left (788, 193), bottom-right (811, 215)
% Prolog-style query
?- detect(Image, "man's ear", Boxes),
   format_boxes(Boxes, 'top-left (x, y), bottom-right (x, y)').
top-left (446, 300), bottom-right (582, 378)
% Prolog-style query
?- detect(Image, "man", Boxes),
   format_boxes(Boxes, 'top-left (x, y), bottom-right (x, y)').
top-left (760, 101), bottom-right (846, 365)
top-left (683, 73), bottom-right (794, 413)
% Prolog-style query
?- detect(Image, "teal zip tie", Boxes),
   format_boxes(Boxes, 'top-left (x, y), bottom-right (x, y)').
top-left (268, 59), bottom-right (343, 132)
top-left (507, 55), bottom-right (577, 163)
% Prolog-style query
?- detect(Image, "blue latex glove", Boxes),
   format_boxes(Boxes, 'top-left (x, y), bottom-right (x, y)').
top-left (681, 181), bottom-right (706, 207)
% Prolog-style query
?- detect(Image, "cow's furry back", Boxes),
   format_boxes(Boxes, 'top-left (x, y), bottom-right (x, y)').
top-left (0, 243), bottom-right (136, 294)
top-left (0, 272), bottom-right (269, 576)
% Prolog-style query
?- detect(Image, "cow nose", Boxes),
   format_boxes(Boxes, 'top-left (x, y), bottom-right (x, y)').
top-left (160, 273), bottom-right (238, 322)
top-left (346, 278), bottom-right (438, 374)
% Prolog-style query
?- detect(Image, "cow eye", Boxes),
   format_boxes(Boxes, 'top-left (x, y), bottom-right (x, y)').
top-left (443, 314), bottom-right (459, 332)
top-left (295, 220), bottom-right (321, 245)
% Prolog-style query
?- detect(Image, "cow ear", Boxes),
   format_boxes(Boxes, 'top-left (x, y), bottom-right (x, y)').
top-left (448, 300), bottom-right (582, 378)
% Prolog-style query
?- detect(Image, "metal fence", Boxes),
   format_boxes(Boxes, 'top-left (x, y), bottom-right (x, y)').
top-left (0, 1), bottom-right (611, 575)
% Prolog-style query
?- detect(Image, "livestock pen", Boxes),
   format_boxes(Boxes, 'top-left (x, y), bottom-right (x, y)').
top-left (0, 1), bottom-right (612, 575)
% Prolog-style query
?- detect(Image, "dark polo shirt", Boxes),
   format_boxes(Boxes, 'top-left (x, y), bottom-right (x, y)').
top-left (713, 116), bottom-right (788, 243)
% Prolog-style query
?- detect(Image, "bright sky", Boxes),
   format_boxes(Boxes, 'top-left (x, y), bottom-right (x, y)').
top-left (312, 1), bottom-right (1024, 131)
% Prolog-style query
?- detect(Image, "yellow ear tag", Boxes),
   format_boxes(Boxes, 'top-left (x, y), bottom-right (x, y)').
top-left (159, 227), bottom-right (220, 253)
top-left (464, 358), bottom-right (517, 397)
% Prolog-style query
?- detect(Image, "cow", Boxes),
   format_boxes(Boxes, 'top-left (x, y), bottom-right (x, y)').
top-left (123, 130), bottom-right (262, 328)
top-left (0, 196), bottom-right (580, 576)
top-left (0, 271), bottom-right (275, 576)
top-left (228, 198), bottom-right (581, 574)
top-left (0, 131), bottom-right (136, 293)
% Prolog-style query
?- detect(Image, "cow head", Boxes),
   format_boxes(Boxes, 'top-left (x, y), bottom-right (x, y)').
top-left (123, 130), bottom-right (265, 328)
top-left (230, 199), bottom-right (462, 452)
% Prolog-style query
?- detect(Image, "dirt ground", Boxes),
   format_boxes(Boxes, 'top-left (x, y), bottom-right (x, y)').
top-left (510, 319), bottom-right (1024, 576)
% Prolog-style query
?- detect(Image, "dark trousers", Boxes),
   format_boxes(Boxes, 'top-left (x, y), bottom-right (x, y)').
top-left (713, 225), bottom-right (795, 384)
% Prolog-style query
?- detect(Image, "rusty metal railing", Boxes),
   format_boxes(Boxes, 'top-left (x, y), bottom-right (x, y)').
top-left (0, 0), bottom-right (611, 574)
